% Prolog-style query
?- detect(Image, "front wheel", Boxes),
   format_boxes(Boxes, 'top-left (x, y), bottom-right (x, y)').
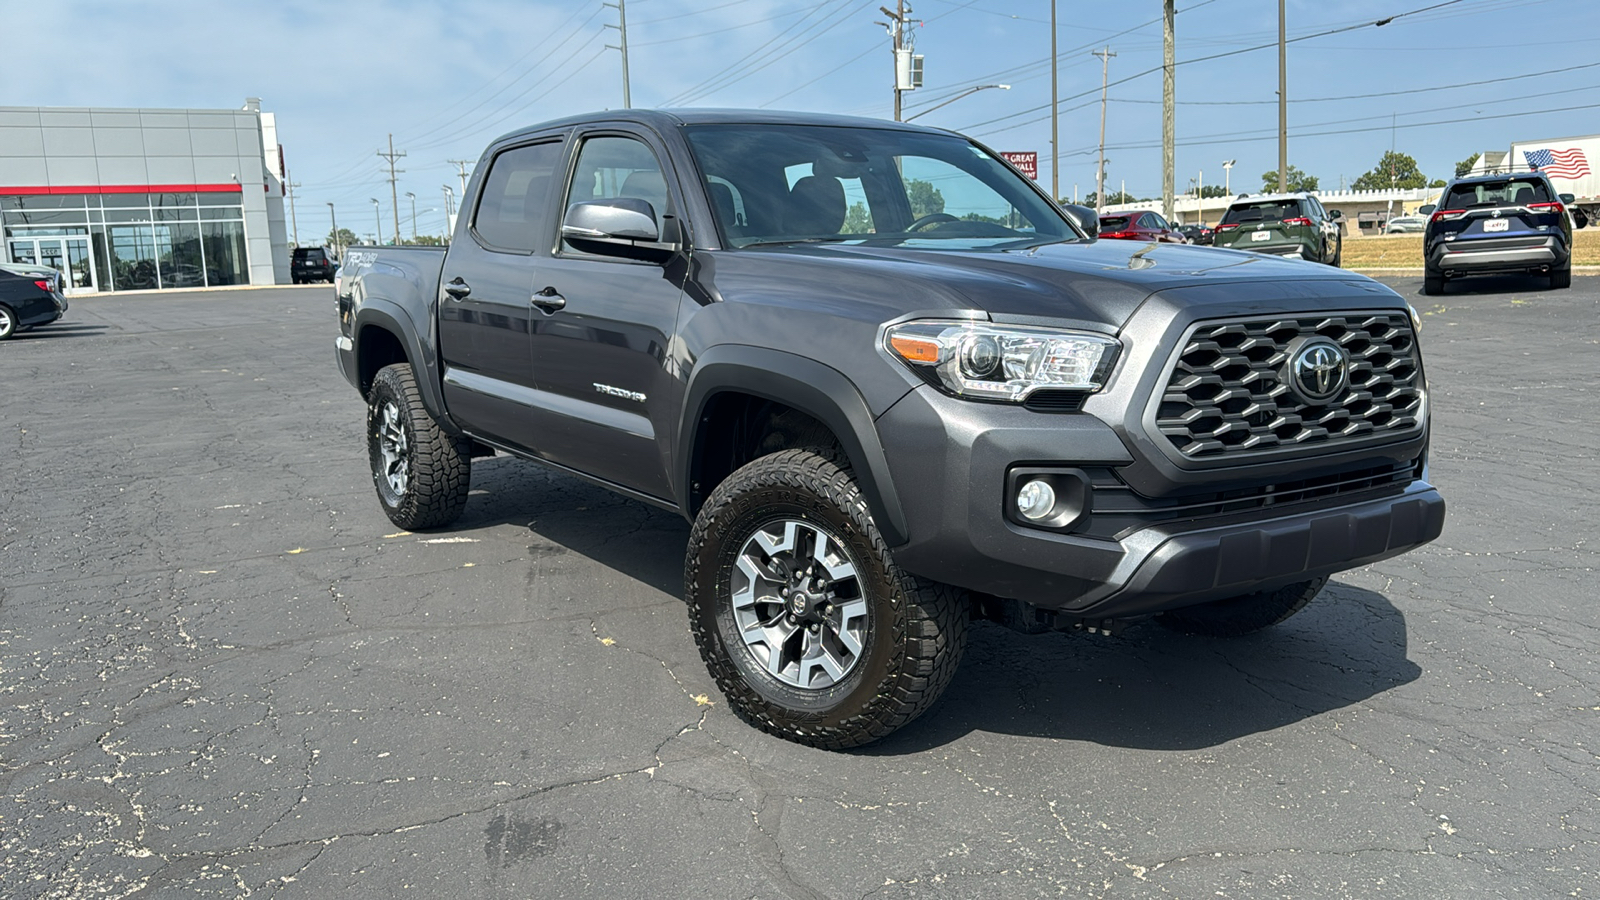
top-left (366, 363), bottom-right (471, 529)
top-left (1155, 577), bottom-right (1328, 637)
top-left (0, 304), bottom-right (16, 340)
top-left (685, 449), bottom-right (968, 749)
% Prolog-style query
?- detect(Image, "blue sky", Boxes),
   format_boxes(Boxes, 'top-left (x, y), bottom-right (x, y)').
top-left (8, 0), bottom-right (1597, 240)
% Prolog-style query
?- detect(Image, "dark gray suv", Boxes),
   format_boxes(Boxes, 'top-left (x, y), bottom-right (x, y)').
top-left (1423, 171), bottom-right (1571, 294)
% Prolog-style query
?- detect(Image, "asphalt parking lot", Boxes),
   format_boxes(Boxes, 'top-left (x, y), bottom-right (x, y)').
top-left (2, 273), bottom-right (1596, 899)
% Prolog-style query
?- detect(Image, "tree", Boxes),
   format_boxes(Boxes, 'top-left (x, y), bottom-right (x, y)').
top-left (326, 227), bottom-right (358, 249)
top-left (400, 234), bottom-right (446, 246)
top-left (1351, 152), bottom-right (1428, 191)
top-left (842, 202), bottom-right (874, 234)
top-left (1428, 178), bottom-right (1447, 188)
top-left (906, 179), bottom-right (944, 219)
top-left (1081, 190), bottom-right (1138, 207)
top-left (1454, 152), bottom-right (1481, 178)
top-left (1260, 166), bottom-right (1318, 193)
top-left (1197, 184), bottom-right (1230, 199)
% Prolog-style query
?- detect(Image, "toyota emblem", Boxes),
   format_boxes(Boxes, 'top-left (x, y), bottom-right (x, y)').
top-left (1288, 338), bottom-right (1349, 404)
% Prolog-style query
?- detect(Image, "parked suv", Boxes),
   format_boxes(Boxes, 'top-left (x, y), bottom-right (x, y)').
top-left (292, 246), bottom-right (338, 284)
top-left (1423, 171), bottom-right (1571, 294)
top-left (1214, 193), bottom-right (1342, 265)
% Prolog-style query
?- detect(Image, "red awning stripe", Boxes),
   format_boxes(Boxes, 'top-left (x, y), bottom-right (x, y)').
top-left (0, 183), bottom-right (245, 196)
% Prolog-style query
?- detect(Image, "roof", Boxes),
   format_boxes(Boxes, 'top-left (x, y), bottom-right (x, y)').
top-left (1447, 169), bottom-right (1553, 185)
top-left (490, 107), bottom-right (947, 147)
top-left (1225, 192), bottom-right (1314, 205)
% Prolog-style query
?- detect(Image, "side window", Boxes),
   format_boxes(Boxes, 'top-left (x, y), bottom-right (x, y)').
top-left (563, 136), bottom-right (670, 251)
top-left (473, 141), bottom-right (563, 253)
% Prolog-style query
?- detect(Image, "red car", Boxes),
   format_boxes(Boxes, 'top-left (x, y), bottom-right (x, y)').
top-left (1097, 209), bottom-right (1188, 243)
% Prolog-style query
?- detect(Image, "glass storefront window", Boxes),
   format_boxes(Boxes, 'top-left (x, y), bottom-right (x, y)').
top-left (201, 221), bottom-right (249, 286)
top-left (109, 224), bottom-right (160, 290)
top-left (156, 223), bottom-right (206, 288)
top-left (100, 193), bottom-right (153, 208)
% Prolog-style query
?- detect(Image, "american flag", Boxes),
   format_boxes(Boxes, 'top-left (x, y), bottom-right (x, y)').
top-left (1523, 147), bottom-right (1592, 180)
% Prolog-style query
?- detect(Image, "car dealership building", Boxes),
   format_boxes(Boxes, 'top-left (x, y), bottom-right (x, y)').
top-left (0, 98), bottom-right (289, 293)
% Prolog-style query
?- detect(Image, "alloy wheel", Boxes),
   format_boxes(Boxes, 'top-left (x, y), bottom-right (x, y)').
top-left (731, 519), bottom-right (867, 690)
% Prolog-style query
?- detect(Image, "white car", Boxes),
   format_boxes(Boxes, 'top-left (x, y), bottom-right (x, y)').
top-left (1384, 215), bottom-right (1426, 234)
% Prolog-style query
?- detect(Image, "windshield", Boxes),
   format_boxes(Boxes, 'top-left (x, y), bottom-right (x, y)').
top-left (1443, 178), bottom-right (1552, 209)
top-left (682, 123), bottom-right (1077, 249)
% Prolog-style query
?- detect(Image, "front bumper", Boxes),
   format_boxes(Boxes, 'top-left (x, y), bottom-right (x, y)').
top-left (878, 383), bottom-right (1443, 620)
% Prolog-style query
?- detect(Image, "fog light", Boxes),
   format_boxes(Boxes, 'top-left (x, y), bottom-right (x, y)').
top-left (1016, 479), bottom-right (1056, 521)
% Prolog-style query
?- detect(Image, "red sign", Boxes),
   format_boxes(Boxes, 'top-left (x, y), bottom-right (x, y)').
top-left (1000, 151), bottom-right (1038, 180)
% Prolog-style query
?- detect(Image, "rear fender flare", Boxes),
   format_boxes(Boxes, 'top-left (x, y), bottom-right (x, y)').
top-left (353, 301), bottom-right (461, 434)
top-left (679, 345), bottom-right (910, 547)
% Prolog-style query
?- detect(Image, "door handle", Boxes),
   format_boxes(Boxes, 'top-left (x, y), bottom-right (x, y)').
top-left (443, 277), bottom-right (471, 299)
top-left (532, 286), bottom-right (566, 312)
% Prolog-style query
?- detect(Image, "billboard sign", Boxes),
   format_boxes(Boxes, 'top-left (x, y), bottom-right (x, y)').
top-left (1000, 151), bottom-right (1038, 180)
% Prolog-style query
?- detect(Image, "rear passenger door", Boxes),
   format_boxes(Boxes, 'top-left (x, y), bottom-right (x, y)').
top-left (438, 136), bottom-right (565, 452)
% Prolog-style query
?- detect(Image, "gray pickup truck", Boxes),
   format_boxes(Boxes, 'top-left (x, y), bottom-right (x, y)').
top-left (335, 109), bottom-right (1445, 749)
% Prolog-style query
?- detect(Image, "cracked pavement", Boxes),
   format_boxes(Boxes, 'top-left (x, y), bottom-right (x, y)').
top-left (1, 277), bottom-right (1595, 898)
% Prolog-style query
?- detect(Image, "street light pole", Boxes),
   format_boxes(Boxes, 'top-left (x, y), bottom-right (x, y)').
top-left (405, 191), bottom-right (417, 242)
top-left (902, 84), bottom-right (1009, 123)
top-left (1222, 159), bottom-right (1236, 197)
top-left (326, 202), bottom-right (339, 256)
top-left (370, 198), bottom-right (383, 246)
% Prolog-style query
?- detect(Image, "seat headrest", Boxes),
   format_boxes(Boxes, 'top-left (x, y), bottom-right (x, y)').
top-left (786, 175), bottom-right (846, 235)
top-left (707, 181), bottom-right (737, 227)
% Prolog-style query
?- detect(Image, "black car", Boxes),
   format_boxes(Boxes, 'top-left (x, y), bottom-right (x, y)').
top-left (1424, 171), bottom-right (1571, 294)
top-left (0, 266), bottom-right (68, 340)
top-left (1177, 223), bottom-right (1214, 245)
top-left (292, 246), bottom-right (338, 284)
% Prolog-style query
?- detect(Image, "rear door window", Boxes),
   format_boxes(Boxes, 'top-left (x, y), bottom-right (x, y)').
top-left (473, 141), bottom-right (564, 253)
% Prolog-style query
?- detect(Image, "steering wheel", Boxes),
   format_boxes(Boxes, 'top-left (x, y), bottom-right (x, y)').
top-left (906, 212), bottom-right (960, 232)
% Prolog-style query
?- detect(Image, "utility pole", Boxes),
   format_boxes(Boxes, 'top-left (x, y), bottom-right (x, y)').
top-left (1050, 0), bottom-right (1059, 201)
top-left (405, 191), bottom-right (417, 242)
top-left (1277, 0), bottom-right (1287, 193)
top-left (326, 202), bottom-right (338, 256)
top-left (603, 0), bottom-right (632, 108)
top-left (1093, 46), bottom-right (1115, 212)
top-left (378, 134), bottom-right (406, 244)
top-left (447, 160), bottom-right (472, 198)
top-left (442, 186), bottom-right (455, 244)
top-left (1162, 0), bottom-right (1175, 222)
top-left (285, 171), bottom-right (302, 246)
top-left (877, 1), bottom-right (914, 121)
top-left (370, 198), bottom-right (383, 246)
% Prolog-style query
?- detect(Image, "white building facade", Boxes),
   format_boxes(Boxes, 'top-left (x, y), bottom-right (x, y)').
top-left (0, 98), bottom-right (289, 293)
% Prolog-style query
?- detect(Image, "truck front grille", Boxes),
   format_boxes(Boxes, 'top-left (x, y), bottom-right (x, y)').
top-left (1155, 313), bottom-right (1423, 460)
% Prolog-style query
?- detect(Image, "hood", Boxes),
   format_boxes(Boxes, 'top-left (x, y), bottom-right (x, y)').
top-left (720, 239), bottom-right (1381, 331)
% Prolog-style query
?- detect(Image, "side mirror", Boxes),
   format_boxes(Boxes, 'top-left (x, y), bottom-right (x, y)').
top-left (562, 198), bottom-right (660, 242)
top-left (561, 198), bottom-right (679, 261)
top-left (1418, 204), bottom-right (1436, 216)
top-left (1060, 203), bottom-right (1099, 239)
top-left (1327, 209), bottom-right (1344, 220)
top-left (1560, 193), bottom-right (1576, 204)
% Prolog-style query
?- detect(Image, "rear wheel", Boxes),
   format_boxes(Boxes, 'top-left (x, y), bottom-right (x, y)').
top-left (1328, 236), bottom-right (1343, 267)
top-left (1549, 265), bottom-right (1572, 289)
top-left (1156, 577), bottom-right (1328, 637)
top-left (686, 448), bottom-right (968, 749)
top-left (367, 363), bottom-right (471, 529)
top-left (1423, 269), bottom-right (1445, 295)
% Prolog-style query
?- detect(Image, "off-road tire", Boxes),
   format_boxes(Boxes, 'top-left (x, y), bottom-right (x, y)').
top-left (1550, 265), bottom-right (1572, 289)
top-left (367, 363), bottom-right (471, 530)
top-left (1423, 270), bottom-right (1445, 295)
top-left (0, 304), bottom-right (16, 340)
top-left (685, 448), bottom-right (967, 749)
top-left (1155, 577), bottom-right (1328, 637)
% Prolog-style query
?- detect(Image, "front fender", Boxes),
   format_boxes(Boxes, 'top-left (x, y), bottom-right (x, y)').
top-left (680, 345), bottom-right (910, 547)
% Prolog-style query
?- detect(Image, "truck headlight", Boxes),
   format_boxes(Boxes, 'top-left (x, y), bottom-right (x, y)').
top-left (885, 321), bottom-right (1120, 402)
